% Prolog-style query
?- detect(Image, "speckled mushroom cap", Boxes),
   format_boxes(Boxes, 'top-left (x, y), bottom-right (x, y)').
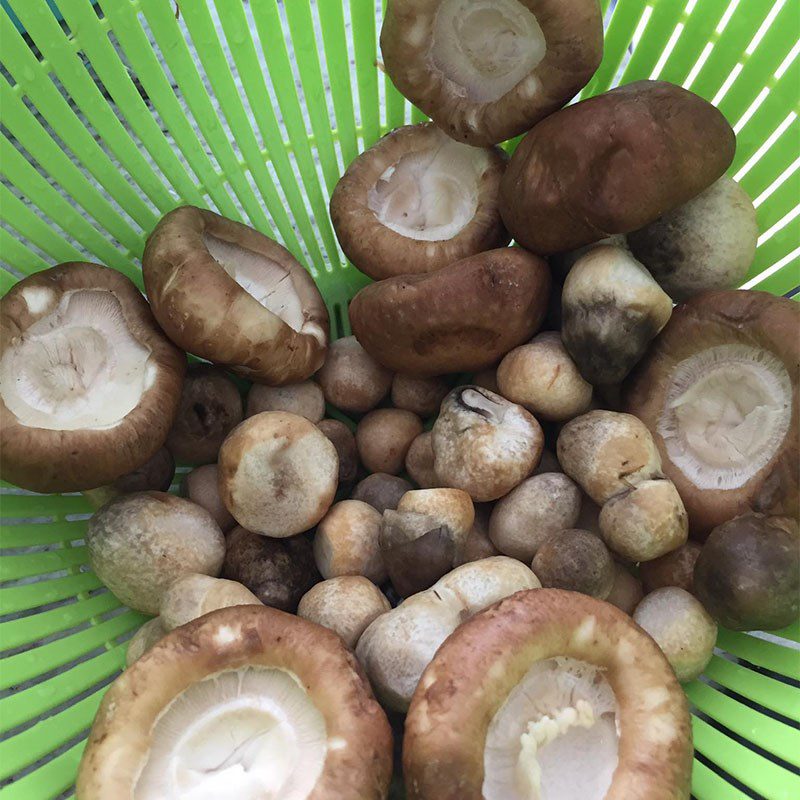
top-left (0, 262), bottom-right (185, 493)
top-left (404, 589), bottom-right (692, 800)
top-left (77, 605), bottom-right (393, 800)
top-left (143, 206), bottom-right (329, 385)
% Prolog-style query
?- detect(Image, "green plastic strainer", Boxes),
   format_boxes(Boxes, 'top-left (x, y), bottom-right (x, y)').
top-left (0, 0), bottom-right (798, 798)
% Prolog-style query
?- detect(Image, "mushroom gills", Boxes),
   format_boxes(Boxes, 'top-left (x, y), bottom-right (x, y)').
top-left (135, 666), bottom-right (326, 800)
top-left (432, 0), bottom-right (545, 102)
top-left (658, 344), bottom-right (792, 489)
top-left (203, 233), bottom-right (304, 332)
top-left (484, 657), bottom-right (618, 800)
top-left (1, 289), bottom-right (155, 430)
top-left (367, 135), bottom-right (485, 241)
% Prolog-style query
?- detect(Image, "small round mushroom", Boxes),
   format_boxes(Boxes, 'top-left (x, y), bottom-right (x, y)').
top-left (356, 408), bottom-right (423, 475)
top-left (599, 479), bottom-right (688, 562)
top-left (557, 410), bottom-right (662, 505)
top-left (391, 373), bottom-right (450, 418)
top-left (222, 526), bottom-right (319, 611)
top-left (218, 411), bottom-right (338, 537)
top-left (454, 504), bottom-right (500, 566)
top-left (432, 386), bottom-right (544, 502)
top-left (405, 431), bottom-right (440, 488)
top-left (313, 500), bottom-right (386, 584)
top-left (634, 587), bottom-right (717, 683)
top-left (604, 563), bottom-right (644, 616)
top-left (166, 365), bottom-right (243, 465)
top-left (640, 541), bottom-right (703, 595)
top-left (627, 176), bottom-right (758, 302)
top-left (0, 263), bottom-right (185, 493)
top-left (160, 574), bottom-right (261, 631)
top-left (693, 514), bottom-right (800, 631)
top-left (86, 492), bottom-right (225, 615)
top-left (380, 510), bottom-right (456, 597)
top-left (316, 335), bottom-right (393, 414)
top-left (532, 528), bottom-right (615, 599)
top-left (380, 0), bottom-right (603, 146)
top-left (77, 606), bottom-right (393, 800)
top-left (246, 379), bottom-right (325, 423)
top-left (626, 289), bottom-right (799, 536)
top-left (396, 488), bottom-right (475, 553)
top-left (126, 617), bottom-right (166, 666)
top-left (489, 473), bottom-right (582, 561)
top-left (351, 472), bottom-right (413, 513)
top-left (561, 245), bottom-right (673, 385)
top-left (181, 463), bottom-right (236, 532)
top-left (113, 447), bottom-right (175, 494)
top-left (143, 206), bottom-right (329, 385)
top-left (497, 332), bottom-right (593, 421)
top-left (316, 418), bottom-right (359, 484)
top-left (331, 123), bottom-right (509, 279)
top-left (298, 576), bottom-right (391, 648)
top-left (403, 590), bottom-right (693, 799)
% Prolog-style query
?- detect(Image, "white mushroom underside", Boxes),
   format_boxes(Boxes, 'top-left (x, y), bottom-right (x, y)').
top-left (1, 289), bottom-right (156, 430)
top-left (135, 667), bottom-right (326, 800)
top-left (483, 657), bottom-right (619, 800)
top-left (432, 0), bottom-right (546, 103)
top-left (367, 133), bottom-right (486, 241)
top-left (203, 233), bottom-right (304, 332)
top-left (658, 344), bottom-right (792, 489)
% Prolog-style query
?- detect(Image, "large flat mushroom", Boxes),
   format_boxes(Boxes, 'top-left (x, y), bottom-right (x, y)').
top-left (143, 206), bottom-right (329, 385)
top-left (0, 263), bottom-right (185, 493)
top-left (77, 605), bottom-right (393, 800)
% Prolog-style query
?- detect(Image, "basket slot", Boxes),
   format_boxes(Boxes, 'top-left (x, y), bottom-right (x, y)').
top-left (691, 758), bottom-right (751, 800)
top-left (0, 493), bottom-right (90, 518)
top-left (0, 572), bottom-right (102, 615)
top-left (379, 0), bottom-right (406, 132)
top-left (0, 545), bottom-right (88, 583)
top-left (0, 232), bottom-right (48, 285)
top-left (0, 13), bottom-right (158, 230)
top-left (619, 0), bottom-right (683, 83)
top-left (660, 3), bottom-right (727, 88)
top-left (349, 0), bottom-right (380, 147)
top-left (718, 630), bottom-right (800, 678)
top-left (0, 519), bottom-right (86, 549)
top-left (0, 739), bottom-right (84, 800)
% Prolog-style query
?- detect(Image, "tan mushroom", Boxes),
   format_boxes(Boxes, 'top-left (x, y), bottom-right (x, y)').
top-left (181, 463), bottom-right (236, 533)
top-left (392, 373), bottom-right (450, 417)
top-left (160, 574), bottom-right (262, 631)
top-left (405, 431), bottom-right (440, 489)
top-left (317, 418), bottom-right (359, 484)
top-left (356, 408), bottom-right (423, 475)
top-left (246, 379), bottom-right (325, 423)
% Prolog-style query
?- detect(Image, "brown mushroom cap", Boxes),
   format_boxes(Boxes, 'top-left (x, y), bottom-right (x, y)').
top-left (222, 526), bottom-right (319, 611)
top-left (218, 411), bottom-right (338, 538)
top-left (181, 463), bottom-right (236, 532)
top-left (433, 387), bottom-right (544, 502)
top-left (625, 290), bottom-right (799, 536)
top-left (298, 576), bottom-right (391, 649)
top-left (113, 447), bottom-right (175, 494)
top-left (330, 123), bottom-right (509, 279)
top-left (500, 80), bottom-right (735, 254)
top-left (166, 364), bottom-right (243, 464)
top-left (404, 589), bottom-right (692, 800)
top-left (246, 379), bottom-right (325, 423)
top-left (405, 431), bottom-right (441, 489)
top-left (351, 472), bottom-right (413, 513)
top-left (392, 373), bottom-right (450, 418)
top-left (381, 0), bottom-right (603, 147)
top-left (317, 418), bottom-right (359, 484)
top-left (605, 563), bottom-right (644, 616)
top-left (349, 248), bottom-right (550, 376)
top-left (142, 206), bottom-right (329, 385)
top-left (640, 541), bottom-right (702, 595)
top-left (532, 528), bottom-right (615, 599)
top-left (77, 605), bottom-right (393, 800)
top-left (86, 492), bottom-right (225, 615)
top-left (0, 263), bottom-right (185, 493)
top-left (356, 408), bottom-right (424, 475)
top-left (316, 335), bottom-right (393, 414)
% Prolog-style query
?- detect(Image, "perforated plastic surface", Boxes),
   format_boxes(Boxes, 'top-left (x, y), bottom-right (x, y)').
top-left (0, 1), bottom-right (798, 798)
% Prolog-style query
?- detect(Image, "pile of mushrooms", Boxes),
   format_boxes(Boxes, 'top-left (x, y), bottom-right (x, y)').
top-left (7, 9), bottom-right (800, 799)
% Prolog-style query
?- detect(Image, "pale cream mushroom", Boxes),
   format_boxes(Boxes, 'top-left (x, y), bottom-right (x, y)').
top-left (160, 574), bottom-right (262, 631)
top-left (181, 463), bottom-right (236, 533)
top-left (126, 617), bottom-right (167, 666)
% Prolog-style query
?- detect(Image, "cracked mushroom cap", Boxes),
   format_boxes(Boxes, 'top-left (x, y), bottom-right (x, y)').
top-left (331, 123), bottom-right (509, 279)
top-left (349, 247), bottom-right (550, 376)
top-left (0, 263), bottom-right (185, 493)
top-left (626, 290), bottom-right (799, 536)
top-left (404, 589), bottom-right (692, 800)
top-left (143, 206), bottom-right (329, 386)
top-left (77, 605), bottom-right (393, 800)
top-left (380, 0), bottom-right (603, 147)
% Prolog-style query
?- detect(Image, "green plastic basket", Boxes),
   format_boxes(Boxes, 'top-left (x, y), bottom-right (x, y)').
top-left (0, 0), bottom-right (798, 798)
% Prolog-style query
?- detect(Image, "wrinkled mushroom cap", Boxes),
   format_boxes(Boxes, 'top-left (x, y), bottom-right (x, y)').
top-left (381, 0), bottom-right (603, 146)
top-left (218, 411), bottom-right (338, 538)
top-left (77, 605), bottom-right (393, 800)
top-left (0, 263), bottom-right (185, 493)
top-left (143, 206), bottom-right (329, 385)
top-left (626, 290), bottom-right (799, 536)
top-left (349, 248), bottom-right (550, 376)
top-left (404, 589), bottom-right (692, 800)
top-left (331, 123), bottom-right (509, 279)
